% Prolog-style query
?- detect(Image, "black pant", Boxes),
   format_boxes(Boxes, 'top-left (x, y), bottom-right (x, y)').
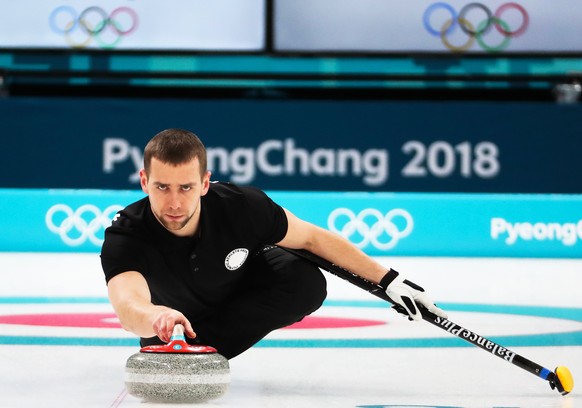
top-left (142, 246), bottom-right (327, 359)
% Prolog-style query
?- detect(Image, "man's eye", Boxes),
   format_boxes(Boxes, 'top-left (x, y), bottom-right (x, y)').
top-left (181, 186), bottom-right (192, 191)
top-left (158, 185), bottom-right (168, 191)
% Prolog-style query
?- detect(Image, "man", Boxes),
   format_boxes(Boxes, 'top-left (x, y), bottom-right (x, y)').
top-left (101, 128), bottom-right (446, 359)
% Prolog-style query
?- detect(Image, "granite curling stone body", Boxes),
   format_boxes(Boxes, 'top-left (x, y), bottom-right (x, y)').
top-left (125, 324), bottom-right (230, 403)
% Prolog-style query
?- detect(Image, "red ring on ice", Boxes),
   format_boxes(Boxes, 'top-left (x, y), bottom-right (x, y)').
top-left (0, 313), bottom-right (386, 329)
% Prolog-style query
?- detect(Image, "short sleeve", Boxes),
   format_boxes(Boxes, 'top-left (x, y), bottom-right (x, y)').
top-left (239, 186), bottom-right (288, 244)
top-left (100, 228), bottom-right (148, 284)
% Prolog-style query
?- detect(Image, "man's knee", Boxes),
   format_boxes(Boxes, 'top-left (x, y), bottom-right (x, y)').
top-left (283, 255), bottom-right (327, 313)
top-left (252, 246), bottom-right (327, 314)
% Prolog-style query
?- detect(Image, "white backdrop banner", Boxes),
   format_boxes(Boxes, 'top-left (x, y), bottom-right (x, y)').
top-left (274, 0), bottom-right (582, 53)
top-left (0, 0), bottom-right (265, 51)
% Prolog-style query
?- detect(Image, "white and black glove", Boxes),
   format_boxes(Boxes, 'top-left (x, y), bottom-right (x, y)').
top-left (380, 269), bottom-right (447, 321)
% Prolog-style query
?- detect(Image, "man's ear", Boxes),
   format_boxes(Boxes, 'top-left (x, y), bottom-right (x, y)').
top-left (139, 169), bottom-right (148, 194)
top-left (201, 171), bottom-right (211, 196)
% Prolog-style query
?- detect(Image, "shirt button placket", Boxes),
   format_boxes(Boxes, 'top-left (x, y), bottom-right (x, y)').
top-left (190, 253), bottom-right (199, 272)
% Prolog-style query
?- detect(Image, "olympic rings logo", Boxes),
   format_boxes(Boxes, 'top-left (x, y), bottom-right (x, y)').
top-left (423, 2), bottom-right (529, 52)
top-left (49, 6), bottom-right (138, 49)
top-left (45, 204), bottom-right (123, 247)
top-left (328, 208), bottom-right (414, 251)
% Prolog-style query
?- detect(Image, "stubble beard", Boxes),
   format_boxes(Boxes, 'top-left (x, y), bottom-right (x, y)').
top-left (157, 210), bottom-right (195, 232)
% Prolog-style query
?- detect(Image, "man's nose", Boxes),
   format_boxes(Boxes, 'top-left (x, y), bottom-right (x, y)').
top-left (168, 192), bottom-right (181, 209)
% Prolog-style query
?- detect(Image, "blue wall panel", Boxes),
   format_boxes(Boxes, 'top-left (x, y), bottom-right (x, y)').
top-left (2, 189), bottom-right (580, 258)
top-left (1, 97), bottom-right (581, 193)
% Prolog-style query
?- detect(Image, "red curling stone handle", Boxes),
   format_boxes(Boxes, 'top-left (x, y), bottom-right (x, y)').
top-left (139, 324), bottom-right (217, 354)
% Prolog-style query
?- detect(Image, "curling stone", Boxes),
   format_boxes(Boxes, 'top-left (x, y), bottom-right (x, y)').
top-left (125, 324), bottom-right (230, 403)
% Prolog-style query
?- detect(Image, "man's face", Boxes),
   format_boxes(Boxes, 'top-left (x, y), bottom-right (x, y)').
top-left (140, 157), bottom-right (210, 237)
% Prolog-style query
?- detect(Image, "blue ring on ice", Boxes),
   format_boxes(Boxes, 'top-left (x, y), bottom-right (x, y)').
top-left (0, 298), bottom-right (580, 348)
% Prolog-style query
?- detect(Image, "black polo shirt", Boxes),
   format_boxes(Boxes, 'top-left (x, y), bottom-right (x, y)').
top-left (100, 182), bottom-right (288, 320)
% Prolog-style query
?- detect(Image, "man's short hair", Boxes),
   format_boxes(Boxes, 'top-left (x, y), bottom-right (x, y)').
top-left (144, 128), bottom-right (207, 177)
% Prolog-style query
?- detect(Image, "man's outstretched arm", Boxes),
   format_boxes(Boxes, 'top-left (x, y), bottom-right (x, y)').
top-left (107, 271), bottom-right (196, 342)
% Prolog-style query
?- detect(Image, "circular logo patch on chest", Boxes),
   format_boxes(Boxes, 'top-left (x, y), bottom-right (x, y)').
top-left (224, 248), bottom-right (249, 270)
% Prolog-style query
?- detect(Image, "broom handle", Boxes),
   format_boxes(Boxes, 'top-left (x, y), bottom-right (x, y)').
top-left (280, 247), bottom-right (559, 385)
